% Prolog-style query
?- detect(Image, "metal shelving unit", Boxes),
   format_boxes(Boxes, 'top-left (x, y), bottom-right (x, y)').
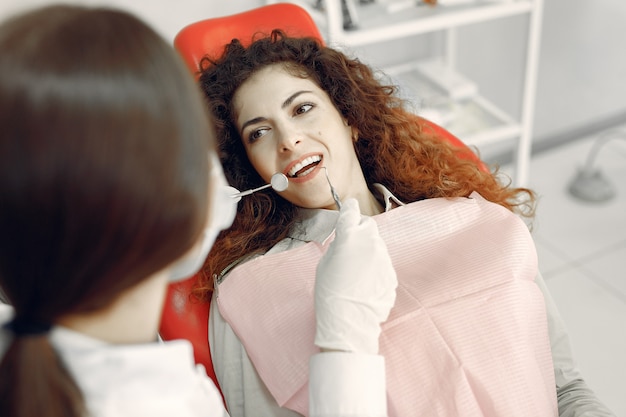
top-left (266, 0), bottom-right (544, 186)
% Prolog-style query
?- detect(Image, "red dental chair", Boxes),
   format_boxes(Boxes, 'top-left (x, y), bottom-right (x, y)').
top-left (173, 3), bottom-right (323, 76)
top-left (159, 2), bottom-right (485, 403)
top-left (159, 4), bottom-right (326, 403)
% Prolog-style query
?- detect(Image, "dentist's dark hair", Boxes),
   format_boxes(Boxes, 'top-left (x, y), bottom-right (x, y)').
top-left (0, 5), bottom-right (213, 417)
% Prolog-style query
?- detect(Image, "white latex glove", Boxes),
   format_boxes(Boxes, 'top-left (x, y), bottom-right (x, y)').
top-left (314, 198), bottom-right (398, 354)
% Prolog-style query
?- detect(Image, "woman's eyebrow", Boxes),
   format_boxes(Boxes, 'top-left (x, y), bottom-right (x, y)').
top-left (281, 90), bottom-right (312, 109)
top-left (241, 117), bottom-right (266, 135)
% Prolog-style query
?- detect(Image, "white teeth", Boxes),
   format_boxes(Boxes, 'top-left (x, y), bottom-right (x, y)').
top-left (288, 155), bottom-right (321, 177)
top-left (299, 166), bottom-right (316, 177)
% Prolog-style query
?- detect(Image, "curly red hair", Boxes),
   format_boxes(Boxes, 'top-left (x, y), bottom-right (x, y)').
top-left (196, 30), bottom-right (535, 300)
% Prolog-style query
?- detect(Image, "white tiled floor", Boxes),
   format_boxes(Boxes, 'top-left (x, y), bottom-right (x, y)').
top-left (501, 126), bottom-right (626, 416)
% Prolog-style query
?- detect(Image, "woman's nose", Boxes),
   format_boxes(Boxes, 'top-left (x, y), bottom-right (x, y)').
top-left (276, 127), bottom-right (301, 152)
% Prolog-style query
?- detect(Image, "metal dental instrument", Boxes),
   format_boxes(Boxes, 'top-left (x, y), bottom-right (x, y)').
top-left (230, 172), bottom-right (289, 200)
top-left (322, 167), bottom-right (342, 209)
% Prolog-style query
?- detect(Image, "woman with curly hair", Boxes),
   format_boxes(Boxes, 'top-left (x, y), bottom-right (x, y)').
top-left (197, 31), bottom-right (614, 417)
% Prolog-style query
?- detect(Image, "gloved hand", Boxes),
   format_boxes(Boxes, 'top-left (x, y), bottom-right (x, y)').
top-left (314, 198), bottom-right (398, 355)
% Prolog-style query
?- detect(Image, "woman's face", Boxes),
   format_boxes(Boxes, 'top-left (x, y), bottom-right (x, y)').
top-left (232, 64), bottom-right (369, 210)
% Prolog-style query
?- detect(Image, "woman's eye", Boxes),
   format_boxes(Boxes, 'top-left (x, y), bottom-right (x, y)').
top-left (248, 128), bottom-right (268, 143)
top-left (294, 103), bottom-right (314, 115)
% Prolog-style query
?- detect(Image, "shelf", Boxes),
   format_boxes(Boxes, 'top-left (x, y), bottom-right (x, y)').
top-left (289, 0), bottom-right (534, 47)
top-left (384, 60), bottom-right (521, 148)
top-left (447, 96), bottom-right (522, 147)
top-left (268, 0), bottom-right (544, 186)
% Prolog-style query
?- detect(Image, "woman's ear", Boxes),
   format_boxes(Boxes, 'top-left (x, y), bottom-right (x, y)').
top-left (351, 126), bottom-right (359, 142)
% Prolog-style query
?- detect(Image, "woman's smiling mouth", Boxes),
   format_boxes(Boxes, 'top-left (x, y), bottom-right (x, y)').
top-left (287, 154), bottom-right (322, 178)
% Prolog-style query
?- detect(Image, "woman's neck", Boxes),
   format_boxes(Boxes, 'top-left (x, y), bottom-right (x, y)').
top-left (57, 271), bottom-right (169, 344)
top-left (358, 190), bottom-right (385, 216)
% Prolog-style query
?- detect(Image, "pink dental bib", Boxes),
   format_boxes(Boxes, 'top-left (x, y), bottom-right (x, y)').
top-left (217, 193), bottom-right (557, 416)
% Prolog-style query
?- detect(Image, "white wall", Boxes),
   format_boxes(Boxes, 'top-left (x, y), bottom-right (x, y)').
top-left (345, 1), bottom-right (626, 149)
top-left (2, 0), bottom-right (625, 147)
top-left (0, 0), bottom-right (263, 43)
top-left (453, 0), bottom-right (626, 146)
top-left (532, 0), bottom-right (626, 142)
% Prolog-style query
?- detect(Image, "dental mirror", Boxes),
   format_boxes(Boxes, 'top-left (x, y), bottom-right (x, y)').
top-left (229, 172), bottom-right (289, 201)
top-left (270, 172), bottom-right (289, 192)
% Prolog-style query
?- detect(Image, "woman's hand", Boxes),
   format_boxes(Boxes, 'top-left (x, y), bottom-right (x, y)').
top-left (314, 198), bottom-right (397, 354)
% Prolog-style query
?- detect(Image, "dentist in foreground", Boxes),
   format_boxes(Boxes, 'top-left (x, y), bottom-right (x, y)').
top-left (0, 5), bottom-right (397, 417)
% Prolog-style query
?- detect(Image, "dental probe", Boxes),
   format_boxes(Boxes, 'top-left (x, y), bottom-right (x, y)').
top-left (322, 167), bottom-right (342, 209)
top-left (230, 172), bottom-right (289, 199)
